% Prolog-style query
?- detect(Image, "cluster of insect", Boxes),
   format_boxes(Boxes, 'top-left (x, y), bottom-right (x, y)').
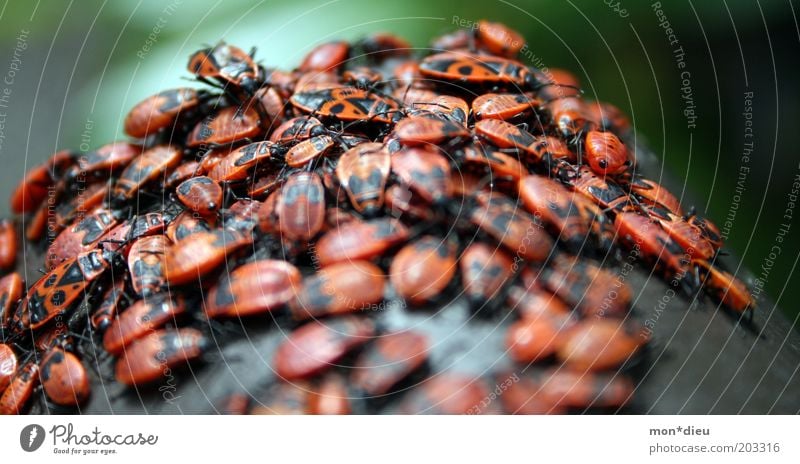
top-left (0, 21), bottom-right (754, 414)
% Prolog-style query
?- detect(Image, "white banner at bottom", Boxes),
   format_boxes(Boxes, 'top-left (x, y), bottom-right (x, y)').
top-left (1, 415), bottom-right (796, 463)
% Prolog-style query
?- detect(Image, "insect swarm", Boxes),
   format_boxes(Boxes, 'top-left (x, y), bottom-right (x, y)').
top-left (0, 20), bottom-right (754, 415)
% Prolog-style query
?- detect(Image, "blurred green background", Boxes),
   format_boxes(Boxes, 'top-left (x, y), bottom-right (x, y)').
top-left (0, 0), bottom-right (797, 321)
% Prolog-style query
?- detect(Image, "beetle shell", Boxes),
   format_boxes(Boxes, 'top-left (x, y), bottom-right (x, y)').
top-left (393, 115), bottom-right (469, 146)
top-left (315, 218), bottom-right (409, 267)
top-left (472, 93), bottom-right (539, 121)
top-left (290, 87), bottom-right (398, 124)
top-left (285, 135), bottom-right (334, 167)
top-left (277, 171), bottom-right (326, 242)
top-left (460, 243), bottom-right (514, 304)
top-left (209, 141), bottom-right (278, 182)
top-left (391, 148), bottom-right (453, 204)
top-left (475, 20), bottom-right (525, 58)
top-left (0, 362), bottom-right (39, 414)
top-left (128, 235), bottom-right (170, 297)
top-left (112, 145), bottom-right (183, 203)
top-left (115, 328), bottom-right (208, 386)
top-left (506, 315), bottom-right (573, 363)
top-left (0, 219), bottom-right (17, 271)
top-left (537, 368), bottom-right (634, 409)
top-left (351, 331), bottom-right (429, 396)
top-left (206, 259), bottom-right (302, 318)
top-left (163, 229), bottom-right (252, 286)
top-left (471, 192), bottom-right (553, 261)
top-left (91, 278), bottom-right (126, 331)
top-left (390, 236), bottom-right (456, 305)
top-left (269, 116), bottom-right (326, 144)
top-left (289, 260), bottom-right (385, 320)
top-left (103, 295), bottom-right (187, 355)
top-left (299, 41), bottom-right (350, 72)
top-left (273, 316), bottom-right (374, 380)
top-left (176, 176), bottom-right (223, 216)
top-left (125, 88), bottom-right (201, 138)
top-left (0, 343), bottom-right (18, 393)
top-left (46, 208), bottom-right (118, 269)
top-left (0, 272), bottom-right (24, 328)
top-left (187, 105), bottom-right (262, 148)
top-left (557, 320), bottom-right (647, 372)
top-left (584, 130), bottom-right (630, 175)
top-left (335, 142), bottom-right (391, 215)
top-left (40, 347), bottom-right (90, 407)
top-left (15, 249), bottom-right (113, 331)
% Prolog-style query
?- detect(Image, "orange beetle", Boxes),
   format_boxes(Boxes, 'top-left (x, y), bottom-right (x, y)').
top-left (115, 328), bottom-right (208, 386)
top-left (277, 171), bottom-right (326, 242)
top-left (391, 148), bottom-right (453, 204)
top-left (40, 346), bottom-right (90, 407)
top-left (176, 176), bottom-right (223, 216)
top-left (124, 88), bottom-right (204, 138)
top-left (186, 105), bottom-right (262, 148)
top-left (351, 331), bottom-right (429, 396)
top-left (335, 143), bottom-right (391, 216)
top-left (460, 242), bottom-right (515, 306)
top-left (103, 295), bottom-right (187, 355)
top-left (163, 228), bottom-right (252, 286)
top-left (0, 362), bottom-right (39, 414)
top-left (205, 259), bottom-right (302, 318)
top-left (475, 20), bottom-right (525, 58)
top-left (298, 41), bottom-right (350, 72)
top-left (289, 260), bottom-right (385, 320)
top-left (557, 320), bottom-right (648, 372)
top-left (390, 236), bottom-right (456, 305)
top-left (0, 219), bottom-right (17, 271)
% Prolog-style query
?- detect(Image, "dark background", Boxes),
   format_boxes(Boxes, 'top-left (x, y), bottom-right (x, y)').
top-left (0, 0), bottom-right (797, 323)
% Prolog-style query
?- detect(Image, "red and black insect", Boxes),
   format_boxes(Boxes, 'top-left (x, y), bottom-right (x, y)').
top-left (419, 52), bottom-right (555, 93)
top-left (289, 260), bottom-right (385, 320)
top-left (0, 361), bottom-right (39, 414)
top-left (614, 211), bottom-right (689, 279)
top-left (277, 171), bottom-right (326, 242)
top-left (165, 210), bottom-right (213, 243)
top-left (273, 316), bottom-right (374, 380)
top-left (91, 278), bottom-right (126, 331)
top-left (630, 176), bottom-right (683, 216)
top-left (290, 86), bottom-right (399, 124)
top-left (115, 328), bottom-right (208, 386)
top-left (103, 294), bottom-right (187, 355)
top-left (694, 260), bottom-right (755, 313)
top-left (407, 94), bottom-right (470, 126)
top-left (69, 142), bottom-right (142, 182)
top-left (163, 228), bottom-right (252, 286)
top-left (472, 92), bottom-right (540, 121)
top-left (13, 249), bottom-right (121, 332)
top-left (0, 343), bottom-right (17, 393)
top-left (186, 105), bottom-right (263, 148)
top-left (46, 208), bottom-right (118, 269)
top-left (176, 176), bottom-right (222, 216)
top-left (391, 148), bottom-right (453, 204)
top-left (188, 42), bottom-right (261, 95)
top-left (474, 20), bottom-right (525, 58)
top-left (506, 313), bottom-right (572, 363)
top-left (315, 218), bottom-right (409, 266)
top-left (460, 242), bottom-right (515, 306)
top-left (335, 143), bottom-right (391, 216)
top-left (557, 319), bottom-right (647, 372)
top-left (125, 88), bottom-right (207, 138)
top-left (389, 236), bottom-right (457, 305)
top-left (519, 174), bottom-right (609, 250)
top-left (269, 116), bottom-right (327, 144)
top-left (298, 41), bottom-right (350, 72)
top-left (546, 97), bottom-right (598, 141)
top-left (392, 115), bottom-right (469, 146)
top-left (208, 141), bottom-right (281, 183)
top-left (127, 235), bottom-right (170, 298)
top-left (40, 344), bottom-right (90, 407)
top-left (112, 145), bottom-right (183, 205)
top-left (10, 150), bottom-right (74, 214)
top-left (538, 255), bottom-right (632, 318)
top-left (471, 191), bottom-right (554, 262)
top-left (343, 67), bottom-right (383, 89)
top-left (458, 143), bottom-right (526, 181)
top-left (0, 219), bottom-right (17, 271)
top-left (54, 182), bottom-right (110, 228)
top-left (351, 331), bottom-right (429, 396)
top-left (285, 135), bottom-right (335, 167)
top-left (0, 272), bottom-right (24, 329)
top-left (584, 130), bottom-right (631, 176)
top-left (205, 259), bottom-right (301, 318)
